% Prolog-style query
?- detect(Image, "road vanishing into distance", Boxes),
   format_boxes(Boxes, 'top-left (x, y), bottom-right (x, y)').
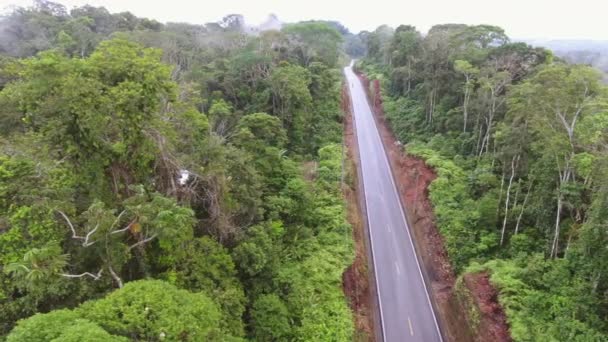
top-left (344, 63), bottom-right (443, 342)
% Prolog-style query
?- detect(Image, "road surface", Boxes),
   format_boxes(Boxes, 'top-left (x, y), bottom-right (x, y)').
top-left (344, 63), bottom-right (443, 342)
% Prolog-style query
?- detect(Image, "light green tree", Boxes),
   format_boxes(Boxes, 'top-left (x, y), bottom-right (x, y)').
top-left (507, 64), bottom-right (606, 258)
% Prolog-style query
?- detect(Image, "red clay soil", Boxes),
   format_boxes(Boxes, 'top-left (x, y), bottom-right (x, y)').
top-left (354, 71), bottom-right (510, 342)
top-left (341, 83), bottom-right (375, 341)
top-left (463, 272), bottom-right (512, 342)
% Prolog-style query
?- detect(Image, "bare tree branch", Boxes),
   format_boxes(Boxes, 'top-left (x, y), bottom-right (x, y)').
top-left (57, 210), bottom-right (100, 247)
top-left (82, 224), bottom-right (99, 247)
top-left (515, 178), bottom-right (533, 235)
top-left (108, 265), bottom-right (124, 288)
top-left (108, 210), bottom-right (127, 231)
top-left (57, 210), bottom-right (84, 241)
top-left (60, 269), bottom-right (103, 280)
top-left (110, 218), bottom-right (136, 235)
top-left (128, 234), bottom-right (158, 251)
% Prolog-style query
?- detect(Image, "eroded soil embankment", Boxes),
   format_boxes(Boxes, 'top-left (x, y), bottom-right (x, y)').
top-left (355, 71), bottom-right (510, 342)
top-left (341, 83), bottom-right (375, 342)
top-left (456, 272), bottom-right (512, 341)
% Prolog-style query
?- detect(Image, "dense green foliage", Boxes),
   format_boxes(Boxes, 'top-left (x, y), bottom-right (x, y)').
top-left (359, 23), bottom-right (608, 340)
top-left (0, 1), bottom-right (355, 340)
top-left (8, 280), bottom-right (229, 341)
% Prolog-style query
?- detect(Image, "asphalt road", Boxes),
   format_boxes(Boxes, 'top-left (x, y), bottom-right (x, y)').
top-left (344, 63), bottom-right (443, 342)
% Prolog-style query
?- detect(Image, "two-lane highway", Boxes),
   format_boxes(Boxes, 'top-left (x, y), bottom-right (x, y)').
top-left (344, 63), bottom-right (443, 342)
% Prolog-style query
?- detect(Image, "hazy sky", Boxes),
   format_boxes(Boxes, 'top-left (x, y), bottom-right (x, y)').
top-left (1, 0), bottom-right (607, 40)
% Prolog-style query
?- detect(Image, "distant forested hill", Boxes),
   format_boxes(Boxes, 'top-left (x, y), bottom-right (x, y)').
top-left (522, 39), bottom-right (608, 80)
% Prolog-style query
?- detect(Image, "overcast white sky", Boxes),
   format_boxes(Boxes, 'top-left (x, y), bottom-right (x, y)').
top-left (1, 0), bottom-right (607, 40)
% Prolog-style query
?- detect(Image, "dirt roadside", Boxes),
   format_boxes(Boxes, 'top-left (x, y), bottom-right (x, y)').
top-left (354, 71), bottom-right (512, 342)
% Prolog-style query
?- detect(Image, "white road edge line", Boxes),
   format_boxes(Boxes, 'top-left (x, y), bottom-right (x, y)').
top-left (356, 65), bottom-right (444, 341)
top-left (408, 316), bottom-right (414, 336)
top-left (344, 65), bottom-right (388, 342)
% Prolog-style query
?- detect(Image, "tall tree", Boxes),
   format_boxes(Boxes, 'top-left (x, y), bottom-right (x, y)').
top-left (454, 59), bottom-right (479, 132)
top-left (507, 64), bottom-right (605, 257)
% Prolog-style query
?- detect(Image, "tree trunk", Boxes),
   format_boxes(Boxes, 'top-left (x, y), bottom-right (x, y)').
top-left (485, 91), bottom-right (496, 155)
top-left (496, 171), bottom-right (506, 218)
top-left (501, 155), bottom-right (519, 246)
top-left (551, 160), bottom-right (572, 258)
top-left (551, 192), bottom-right (563, 258)
top-left (476, 123), bottom-right (484, 156)
top-left (564, 233), bottom-right (573, 259)
top-left (427, 88), bottom-right (435, 124)
top-left (479, 116), bottom-right (491, 157)
top-left (108, 265), bottom-right (124, 288)
top-left (511, 179), bottom-right (521, 217)
top-left (515, 179), bottom-right (533, 235)
top-left (463, 76), bottom-right (470, 133)
top-left (406, 59), bottom-right (412, 95)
